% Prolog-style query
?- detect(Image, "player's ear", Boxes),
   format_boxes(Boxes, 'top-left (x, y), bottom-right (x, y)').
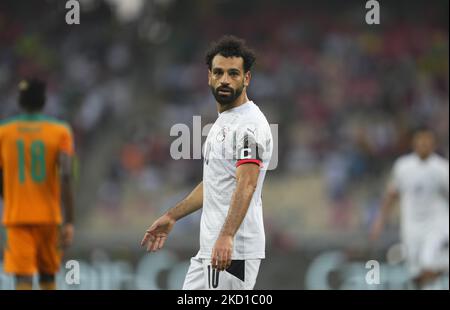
top-left (208, 70), bottom-right (212, 86)
top-left (244, 71), bottom-right (251, 87)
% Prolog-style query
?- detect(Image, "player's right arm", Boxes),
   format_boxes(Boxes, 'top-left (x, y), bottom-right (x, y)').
top-left (370, 159), bottom-right (402, 242)
top-left (140, 181), bottom-right (203, 252)
top-left (369, 183), bottom-right (399, 242)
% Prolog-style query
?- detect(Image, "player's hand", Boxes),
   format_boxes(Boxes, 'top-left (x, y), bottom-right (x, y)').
top-left (141, 213), bottom-right (175, 252)
top-left (211, 234), bottom-right (233, 271)
top-left (61, 223), bottom-right (75, 248)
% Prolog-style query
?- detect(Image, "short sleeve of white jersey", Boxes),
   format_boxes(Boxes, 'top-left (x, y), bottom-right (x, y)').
top-left (234, 122), bottom-right (267, 167)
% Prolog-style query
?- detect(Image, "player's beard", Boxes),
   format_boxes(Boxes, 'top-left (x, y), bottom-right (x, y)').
top-left (211, 83), bottom-right (244, 106)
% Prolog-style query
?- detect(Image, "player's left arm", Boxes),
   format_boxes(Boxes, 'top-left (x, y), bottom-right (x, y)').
top-left (0, 169), bottom-right (3, 198)
top-left (212, 163), bottom-right (260, 271)
top-left (58, 125), bottom-right (75, 248)
top-left (59, 152), bottom-right (75, 247)
top-left (0, 132), bottom-right (3, 199)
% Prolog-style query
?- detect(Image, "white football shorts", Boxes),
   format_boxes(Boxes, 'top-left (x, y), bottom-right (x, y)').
top-left (182, 252), bottom-right (261, 290)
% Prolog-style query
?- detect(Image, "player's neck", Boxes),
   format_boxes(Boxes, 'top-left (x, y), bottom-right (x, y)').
top-left (21, 109), bottom-right (42, 115)
top-left (217, 93), bottom-right (249, 114)
top-left (416, 152), bottom-right (433, 161)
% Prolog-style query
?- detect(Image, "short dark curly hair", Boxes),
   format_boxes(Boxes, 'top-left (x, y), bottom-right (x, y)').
top-left (205, 35), bottom-right (256, 73)
top-left (411, 125), bottom-right (435, 137)
top-left (18, 78), bottom-right (46, 112)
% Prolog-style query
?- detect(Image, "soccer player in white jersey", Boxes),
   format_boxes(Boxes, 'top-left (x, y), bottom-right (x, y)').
top-left (141, 35), bottom-right (273, 290)
top-left (370, 127), bottom-right (449, 289)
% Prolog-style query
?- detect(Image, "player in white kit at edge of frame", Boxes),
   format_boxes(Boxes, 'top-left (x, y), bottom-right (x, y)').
top-left (140, 35), bottom-right (274, 290)
top-left (371, 127), bottom-right (449, 289)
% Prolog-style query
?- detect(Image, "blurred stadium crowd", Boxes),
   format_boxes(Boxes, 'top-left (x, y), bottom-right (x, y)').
top-left (0, 0), bottom-right (448, 289)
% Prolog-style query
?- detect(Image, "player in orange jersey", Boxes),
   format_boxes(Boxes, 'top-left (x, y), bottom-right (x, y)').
top-left (0, 78), bottom-right (75, 290)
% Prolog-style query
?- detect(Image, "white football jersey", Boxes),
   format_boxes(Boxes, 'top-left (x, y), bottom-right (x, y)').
top-left (390, 153), bottom-right (449, 240)
top-left (199, 100), bottom-right (273, 260)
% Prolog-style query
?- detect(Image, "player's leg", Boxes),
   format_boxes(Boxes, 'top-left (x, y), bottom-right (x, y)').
top-left (403, 234), bottom-right (425, 289)
top-left (15, 275), bottom-right (33, 290)
top-left (39, 273), bottom-right (56, 290)
top-left (415, 229), bottom-right (449, 289)
top-left (201, 259), bottom-right (261, 290)
top-left (413, 270), bottom-right (444, 289)
top-left (3, 226), bottom-right (38, 290)
top-left (182, 252), bottom-right (206, 290)
top-left (36, 225), bottom-right (62, 290)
